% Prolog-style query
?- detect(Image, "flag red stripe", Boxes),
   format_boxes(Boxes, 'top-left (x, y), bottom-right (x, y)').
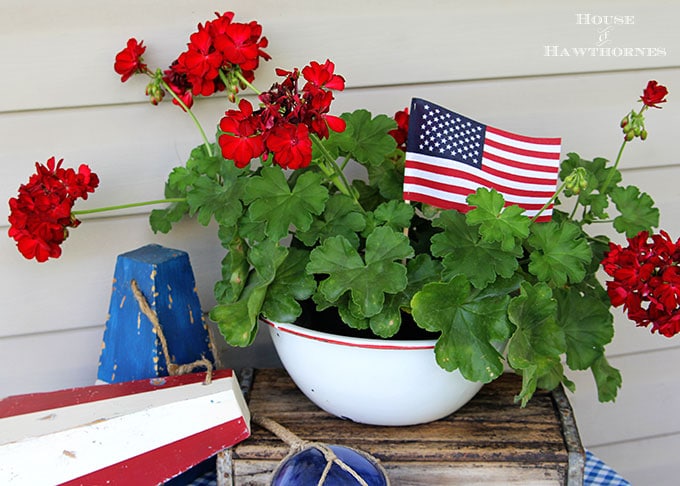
top-left (59, 418), bottom-right (250, 486)
top-left (407, 160), bottom-right (556, 188)
top-left (483, 137), bottom-right (561, 160)
top-left (404, 175), bottom-right (556, 199)
top-left (482, 150), bottom-right (559, 174)
top-left (403, 191), bottom-right (553, 217)
top-left (487, 125), bottom-right (562, 145)
top-left (481, 155), bottom-right (558, 185)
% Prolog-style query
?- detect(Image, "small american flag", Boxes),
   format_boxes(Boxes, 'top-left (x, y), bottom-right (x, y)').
top-left (403, 98), bottom-right (561, 222)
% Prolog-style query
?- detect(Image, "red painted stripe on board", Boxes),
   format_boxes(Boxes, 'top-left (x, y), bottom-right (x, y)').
top-left (59, 418), bottom-right (250, 486)
top-left (0, 370), bottom-right (233, 418)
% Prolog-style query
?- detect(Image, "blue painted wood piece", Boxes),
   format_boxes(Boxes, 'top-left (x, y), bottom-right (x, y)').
top-left (97, 244), bottom-right (213, 383)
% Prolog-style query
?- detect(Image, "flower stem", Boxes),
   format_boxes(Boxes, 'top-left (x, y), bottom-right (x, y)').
top-left (310, 135), bottom-right (362, 209)
top-left (72, 198), bottom-right (186, 216)
top-left (531, 180), bottom-right (567, 223)
top-left (234, 70), bottom-right (262, 95)
top-left (159, 78), bottom-right (213, 157)
top-left (600, 139), bottom-right (627, 196)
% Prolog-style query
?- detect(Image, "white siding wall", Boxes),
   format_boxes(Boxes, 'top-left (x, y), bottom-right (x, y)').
top-left (2, 1), bottom-right (679, 483)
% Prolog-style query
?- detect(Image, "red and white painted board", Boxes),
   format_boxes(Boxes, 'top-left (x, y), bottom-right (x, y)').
top-left (0, 369), bottom-right (250, 485)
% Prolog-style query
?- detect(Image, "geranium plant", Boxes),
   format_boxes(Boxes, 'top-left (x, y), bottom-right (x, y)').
top-left (8, 11), bottom-right (675, 405)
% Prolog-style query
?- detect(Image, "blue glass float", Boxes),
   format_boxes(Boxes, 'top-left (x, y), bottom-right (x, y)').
top-left (271, 444), bottom-right (389, 485)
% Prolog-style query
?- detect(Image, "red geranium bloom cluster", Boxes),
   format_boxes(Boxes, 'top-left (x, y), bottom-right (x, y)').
top-left (8, 158), bottom-right (99, 262)
top-left (167, 12), bottom-right (270, 102)
top-left (218, 60), bottom-right (346, 169)
top-left (114, 12), bottom-right (270, 111)
top-left (640, 80), bottom-right (668, 108)
top-left (602, 230), bottom-right (680, 337)
top-left (388, 108), bottom-right (409, 151)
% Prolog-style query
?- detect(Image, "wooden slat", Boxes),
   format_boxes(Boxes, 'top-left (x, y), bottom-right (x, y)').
top-left (3, 1), bottom-right (678, 113)
top-left (227, 369), bottom-right (582, 484)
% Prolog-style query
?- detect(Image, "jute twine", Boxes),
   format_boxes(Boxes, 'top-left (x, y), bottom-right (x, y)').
top-left (254, 415), bottom-right (390, 486)
top-left (130, 279), bottom-right (216, 384)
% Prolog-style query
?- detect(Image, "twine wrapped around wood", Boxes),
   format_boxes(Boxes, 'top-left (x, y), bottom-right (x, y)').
top-left (254, 415), bottom-right (390, 486)
top-left (130, 279), bottom-right (215, 384)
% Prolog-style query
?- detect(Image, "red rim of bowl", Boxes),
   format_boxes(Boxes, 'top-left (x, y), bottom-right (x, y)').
top-left (263, 318), bottom-right (436, 350)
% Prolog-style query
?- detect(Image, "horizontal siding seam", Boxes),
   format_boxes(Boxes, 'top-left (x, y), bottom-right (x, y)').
top-left (2, 65), bottom-right (680, 116)
top-left (1, 324), bottom-right (104, 341)
top-left (586, 429), bottom-right (680, 449)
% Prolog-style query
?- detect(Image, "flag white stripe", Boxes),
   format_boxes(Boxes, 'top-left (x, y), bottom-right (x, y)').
top-left (484, 130), bottom-right (562, 154)
top-left (483, 144), bottom-right (561, 168)
top-left (403, 183), bottom-right (552, 211)
top-left (405, 153), bottom-right (557, 192)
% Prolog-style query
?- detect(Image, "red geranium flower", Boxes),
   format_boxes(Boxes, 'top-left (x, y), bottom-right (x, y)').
top-left (265, 123), bottom-right (313, 169)
top-left (218, 100), bottom-right (265, 168)
top-left (114, 38), bottom-right (147, 82)
top-left (640, 80), bottom-right (668, 108)
top-left (8, 158), bottom-right (99, 262)
top-left (388, 108), bottom-right (409, 151)
top-left (214, 21), bottom-right (270, 72)
top-left (302, 59), bottom-right (345, 91)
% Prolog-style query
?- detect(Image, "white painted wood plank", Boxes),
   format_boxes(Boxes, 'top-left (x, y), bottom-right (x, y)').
top-left (569, 346), bottom-right (680, 447)
top-left (0, 371), bottom-right (249, 485)
top-left (588, 433), bottom-right (680, 486)
top-left (2, 1), bottom-right (678, 112)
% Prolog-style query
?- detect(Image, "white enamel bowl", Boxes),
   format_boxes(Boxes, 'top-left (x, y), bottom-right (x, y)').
top-left (265, 318), bottom-right (488, 426)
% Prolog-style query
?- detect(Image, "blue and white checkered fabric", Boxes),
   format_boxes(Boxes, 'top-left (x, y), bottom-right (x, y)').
top-left (185, 450), bottom-right (629, 485)
top-left (584, 450), bottom-right (630, 486)
top-left (186, 471), bottom-right (215, 486)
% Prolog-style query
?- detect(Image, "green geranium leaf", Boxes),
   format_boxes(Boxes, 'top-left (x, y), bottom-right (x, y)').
top-left (262, 248), bottom-right (316, 323)
top-left (149, 166), bottom-right (196, 233)
top-left (296, 194), bottom-right (366, 247)
top-left (210, 240), bottom-right (288, 346)
top-left (307, 226), bottom-right (413, 317)
top-left (527, 220), bottom-right (592, 287)
top-left (336, 295), bottom-right (370, 330)
top-left (466, 188), bottom-right (530, 251)
top-left (431, 210), bottom-right (520, 288)
top-left (506, 282), bottom-right (566, 406)
top-left (244, 167), bottom-right (329, 241)
top-left (337, 109), bottom-right (397, 166)
top-left (186, 175), bottom-right (244, 227)
top-left (556, 288), bottom-right (614, 371)
top-left (352, 179), bottom-right (384, 213)
top-left (369, 294), bottom-right (403, 337)
top-left (373, 200), bottom-right (415, 231)
top-left (186, 143), bottom-right (232, 179)
top-left (367, 154), bottom-right (405, 200)
top-left (411, 275), bottom-right (511, 382)
top-left (611, 185), bottom-right (659, 237)
top-left (591, 354), bottom-right (622, 402)
top-left (214, 234), bottom-right (249, 303)
top-left (149, 201), bottom-right (190, 234)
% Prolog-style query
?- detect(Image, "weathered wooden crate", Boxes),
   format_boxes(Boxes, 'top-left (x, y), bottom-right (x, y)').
top-left (221, 368), bottom-right (584, 485)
